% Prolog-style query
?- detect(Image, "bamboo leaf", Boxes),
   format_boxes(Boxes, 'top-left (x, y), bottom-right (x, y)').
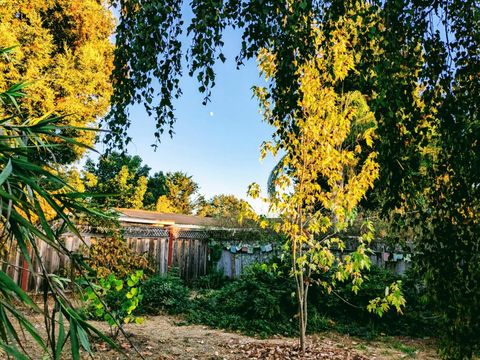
top-left (0, 272), bottom-right (38, 310)
top-left (0, 159), bottom-right (12, 186)
top-left (0, 342), bottom-right (29, 360)
top-left (69, 319), bottom-right (80, 360)
top-left (76, 324), bottom-right (91, 354)
top-left (55, 312), bottom-right (66, 360)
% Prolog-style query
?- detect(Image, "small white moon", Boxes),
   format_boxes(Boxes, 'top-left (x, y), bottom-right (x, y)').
top-left (209, 111), bottom-right (214, 117)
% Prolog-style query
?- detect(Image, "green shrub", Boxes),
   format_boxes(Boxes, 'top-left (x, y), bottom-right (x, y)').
top-left (192, 268), bottom-right (230, 290)
top-left (307, 306), bottom-right (331, 333)
top-left (310, 266), bottom-right (438, 338)
top-left (140, 272), bottom-right (190, 314)
top-left (82, 270), bottom-right (144, 337)
top-left (186, 262), bottom-right (436, 340)
top-left (187, 263), bottom-right (298, 337)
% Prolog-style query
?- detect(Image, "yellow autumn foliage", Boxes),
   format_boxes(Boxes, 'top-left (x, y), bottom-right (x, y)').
top-left (249, 4), bottom-right (404, 349)
top-left (253, 22), bottom-right (379, 229)
top-left (87, 236), bottom-right (154, 279)
top-left (155, 195), bottom-right (176, 213)
top-left (0, 0), bottom-right (115, 163)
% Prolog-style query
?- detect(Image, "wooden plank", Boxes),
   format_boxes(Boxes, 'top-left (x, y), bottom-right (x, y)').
top-left (181, 239), bottom-right (186, 279)
top-left (198, 241), bottom-right (204, 277)
top-left (157, 238), bottom-right (163, 274)
top-left (160, 238), bottom-right (165, 274)
top-left (162, 238), bottom-right (168, 274)
top-left (192, 240), bottom-right (198, 280)
top-left (167, 228), bottom-right (174, 267)
top-left (185, 239), bottom-right (190, 281)
top-left (172, 237), bottom-right (178, 267)
top-left (204, 241), bottom-right (208, 275)
top-left (159, 237), bottom-right (163, 268)
top-left (190, 239), bottom-right (195, 281)
top-left (176, 238), bottom-right (182, 275)
top-left (147, 238), bottom-right (152, 257)
top-left (198, 240), bottom-right (204, 277)
top-left (201, 241), bottom-right (206, 276)
top-left (145, 238), bottom-right (149, 256)
top-left (163, 238), bottom-right (168, 274)
top-left (188, 239), bottom-right (194, 282)
top-left (182, 239), bottom-right (187, 281)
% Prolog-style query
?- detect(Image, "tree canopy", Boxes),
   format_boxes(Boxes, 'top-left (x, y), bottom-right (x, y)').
top-left (80, 153), bottom-right (201, 214)
top-left (82, 152), bottom-right (150, 209)
top-left (144, 171), bottom-right (168, 208)
top-left (163, 171), bottom-right (200, 215)
top-left (0, 0), bottom-right (115, 164)
top-left (249, 15), bottom-right (405, 349)
top-left (106, 0), bottom-right (479, 357)
top-left (197, 194), bottom-right (253, 225)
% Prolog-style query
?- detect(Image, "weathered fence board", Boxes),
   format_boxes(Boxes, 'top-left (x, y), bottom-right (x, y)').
top-left (1, 226), bottom-right (211, 291)
top-left (216, 246), bottom-right (280, 278)
top-left (2, 226), bottom-right (411, 292)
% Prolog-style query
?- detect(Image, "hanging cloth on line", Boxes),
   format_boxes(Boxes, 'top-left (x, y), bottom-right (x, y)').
top-left (393, 253), bottom-right (404, 261)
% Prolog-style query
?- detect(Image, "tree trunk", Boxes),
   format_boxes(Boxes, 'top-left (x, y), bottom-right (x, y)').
top-left (297, 273), bottom-right (307, 354)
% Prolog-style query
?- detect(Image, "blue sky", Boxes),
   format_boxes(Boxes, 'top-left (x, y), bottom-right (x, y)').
top-left (93, 26), bottom-right (277, 213)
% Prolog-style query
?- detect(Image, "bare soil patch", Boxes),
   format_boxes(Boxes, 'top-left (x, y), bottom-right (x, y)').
top-left (81, 315), bottom-right (439, 360)
top-left (6, 309), bottom-right (439, 359)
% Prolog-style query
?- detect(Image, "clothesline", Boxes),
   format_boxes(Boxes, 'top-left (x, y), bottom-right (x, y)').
top-left (225, 243), bottom-right (275, 254)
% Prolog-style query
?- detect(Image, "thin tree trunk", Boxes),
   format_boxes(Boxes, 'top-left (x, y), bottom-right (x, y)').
top-left (297, 272), bottom-right (307, 353)
top-left (304, 282), bottom-right (309, 334)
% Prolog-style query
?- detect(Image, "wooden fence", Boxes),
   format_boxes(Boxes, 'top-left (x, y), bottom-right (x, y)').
top-left (2, 227), bottom-right (411, 292)
top-left (216, 246), bottom-right (279, 278)
top-left (1, 226), bottom-right (210, 292)
top-left (215, 242), bottom-right (411, 278)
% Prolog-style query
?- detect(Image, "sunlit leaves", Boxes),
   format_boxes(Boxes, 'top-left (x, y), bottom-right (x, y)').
top-left (164, 172), bottom-right (200, 215)
top-left (0, 0), bottom-right (114, 163)
top-left (83, 271), bottom-right (144, 336)
top-left (82, 152), bottom-right (151, 210)
top-left (249, 5), bottom-right (405, 349)
top-left (0, 47), bottom-right (116, 358)
top-left (87, 236), bottom-right (153, 279)
top-left (108, 0), bottom-right (317, 148)
top-left (197, 194), bottom-right (254, 227)
top-left (367, 281), bottom-right (406, 317)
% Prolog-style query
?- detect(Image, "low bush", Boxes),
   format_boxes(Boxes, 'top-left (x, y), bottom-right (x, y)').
top-left (86, 236), bottom-right (155, 279)
top-left (140, 271), bottom-right (190, 315)
top-left (81, 270), bottom-right (144, 337)
top-left (186, 263), bottom-right (436, 339)
top-left (192, 268), bottom-right (230, 290)
top-left (187, 263), bottom-right (298, 337)
top-left (310, 266), bottom-right (438, 338)
top-left (97, 258), bottom-right (435, 341)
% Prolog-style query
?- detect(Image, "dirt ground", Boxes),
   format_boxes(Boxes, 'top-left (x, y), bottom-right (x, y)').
top-left (7, 312), bottom-right (440, 359)
top-left (80, 315), bottom-right (440, 360)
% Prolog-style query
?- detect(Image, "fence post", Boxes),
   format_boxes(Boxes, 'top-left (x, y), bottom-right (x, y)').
top-left (20, 258), bottom-right (29, 291)
top-left (167, 226), bottom-right (175, 268)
